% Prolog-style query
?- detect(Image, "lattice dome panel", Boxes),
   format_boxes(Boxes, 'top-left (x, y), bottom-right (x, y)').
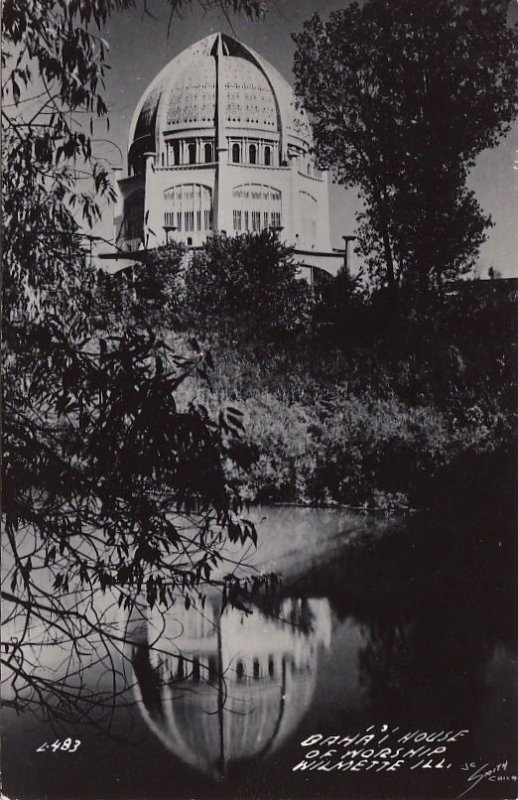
top-left (165, 57), bottom-right (217, 127)
top-left (223, 58), bottom-right (277, 129)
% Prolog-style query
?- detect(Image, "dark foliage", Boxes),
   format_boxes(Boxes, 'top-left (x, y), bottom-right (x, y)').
top-left (184, 231), bottom-right (314, 339)
top-left (109, 227), bottom-right (517, 512)
top-left (183, 272), bottom-right (517, 509)
top-left (293, 0), bottom-right (518, 294)
top-left (2, 0), bottom-right (268, 722)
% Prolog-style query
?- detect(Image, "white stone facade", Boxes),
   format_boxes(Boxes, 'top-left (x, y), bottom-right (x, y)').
top-left (111, 33), bottom-right (344, 277)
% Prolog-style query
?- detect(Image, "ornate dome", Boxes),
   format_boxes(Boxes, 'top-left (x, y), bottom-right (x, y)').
top-left (129, 32), bottom-right (312, 160)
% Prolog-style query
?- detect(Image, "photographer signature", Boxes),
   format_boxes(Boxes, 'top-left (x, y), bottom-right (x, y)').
top-left (457, 760), bottom-right (517, 798)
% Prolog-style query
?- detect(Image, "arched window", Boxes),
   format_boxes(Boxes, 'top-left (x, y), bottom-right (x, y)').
top-left (204, 142), bottom-right (212, 163)
top-left (249, 144), bottom-right (257, 164)
top-left (307, 162), bottom-right (312, 176)
top-left (232, 143), bottom-right (241, 163)
top-left (264, 146), bottom-right (271, 166)
top-left (166, 141), bottom-right (180, 166)
top-left (232, 183), bottom-right (282, 233)
top-left (164, 184), bottom-right (213, 234)
top-left (188, 143), bottom-right (196, 165)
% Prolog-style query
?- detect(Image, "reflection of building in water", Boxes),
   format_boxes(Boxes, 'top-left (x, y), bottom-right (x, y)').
top-left (130, 598), bottom-right (331, 778)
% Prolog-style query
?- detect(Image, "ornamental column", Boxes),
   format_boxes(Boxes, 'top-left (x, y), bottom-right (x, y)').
top-left (287, 151), bottom-right (298, 245)
top-left (214, 33), bottom-right (231, 233)
top-left (143, 151), bottom-right (163, 247)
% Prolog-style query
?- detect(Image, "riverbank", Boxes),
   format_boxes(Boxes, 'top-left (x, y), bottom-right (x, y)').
top-left (178, 334), bottom-right (516, 512)
top-left (98, 240), bottom-right (517, 513)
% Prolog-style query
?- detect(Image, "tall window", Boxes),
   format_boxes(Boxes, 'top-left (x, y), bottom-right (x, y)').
top-left (164, 184), bottom-right (213, 235)
top-left (264, 146), bottom-right (271, 166)
top-left (188, 143), bottom-right (196, 165)
top-left (204, 142), bottom-right (212, 163)
top-left (232, 143), bottom-right (241, 163)
top-left (249, 144), bottom-right (257, 164)
top-left (184, 211), bottom-right (195, 232)
top-left (166, 140), bottom-right (180, 166)
top-left (232, 183), bottom-right (282, 233)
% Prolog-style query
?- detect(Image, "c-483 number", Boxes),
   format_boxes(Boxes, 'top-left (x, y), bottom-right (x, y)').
top-left (36, 738), bottom-right (81, 753)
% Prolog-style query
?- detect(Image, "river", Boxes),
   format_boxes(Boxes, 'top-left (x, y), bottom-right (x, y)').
top-left (3, 506), bottom-right (517, 799)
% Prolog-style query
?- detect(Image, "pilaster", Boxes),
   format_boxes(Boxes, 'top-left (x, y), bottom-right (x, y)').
top-left (287, 152), bottom-right (298, 245)
top-left (214, 34), bottom-right (230, 232)
top-left (112, 166), bottom-right (124, 243)
top-left (143, 152), bottom-right (162, 248)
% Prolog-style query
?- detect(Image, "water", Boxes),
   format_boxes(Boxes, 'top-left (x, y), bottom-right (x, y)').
top-left (3, 507), bottom-right (517, 799)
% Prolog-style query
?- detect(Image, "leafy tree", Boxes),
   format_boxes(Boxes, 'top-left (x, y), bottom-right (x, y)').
top-left (94, 242), bottom-right (189, 332)
top-left (137, 242), bottom-right (187, 299)
top-left (2, 0), bottom-right (268, 721)
top-left (184, 231), bottom-right (314, 340)
top-left (293, 0), bottom-right (518, 294)
top-left (313, 264), bottom-right (368, 345)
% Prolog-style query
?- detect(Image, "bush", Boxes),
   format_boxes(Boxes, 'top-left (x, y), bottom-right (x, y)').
top-left (184, 230), bottom-right (313, 339)
top-left (103, 231), bottom-right (517, 512)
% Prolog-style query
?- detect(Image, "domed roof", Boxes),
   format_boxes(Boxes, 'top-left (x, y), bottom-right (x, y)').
top-left (129, 598), bottom-right (331, 778)
top-left (129, 32), bottom-right (312, 158)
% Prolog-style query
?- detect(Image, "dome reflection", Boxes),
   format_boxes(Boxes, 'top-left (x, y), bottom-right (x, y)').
top-left (129, 597), bottom-right (331, 778)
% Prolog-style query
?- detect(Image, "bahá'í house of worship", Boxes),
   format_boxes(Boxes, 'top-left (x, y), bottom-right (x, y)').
top-left (105, 32), bottom-right (350, 279)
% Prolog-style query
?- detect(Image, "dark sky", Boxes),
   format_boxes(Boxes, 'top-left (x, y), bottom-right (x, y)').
top-left (95, 0), bottom-right (518, 276)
